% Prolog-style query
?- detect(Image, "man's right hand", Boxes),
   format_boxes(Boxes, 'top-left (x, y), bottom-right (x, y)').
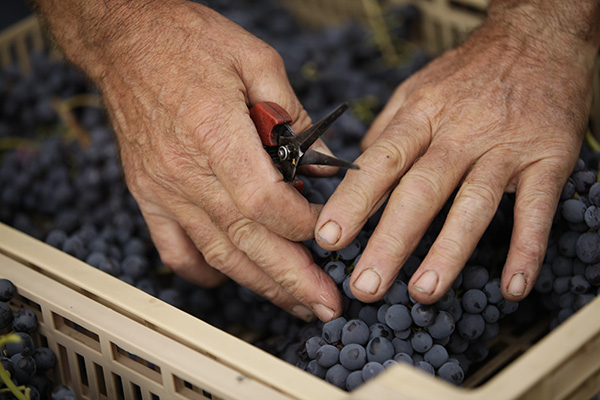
top-left (34, 0), bottom-right (343, 322)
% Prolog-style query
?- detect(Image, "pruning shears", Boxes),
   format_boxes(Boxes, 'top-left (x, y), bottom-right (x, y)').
top-left (249, 101), bottom-right (359, 191)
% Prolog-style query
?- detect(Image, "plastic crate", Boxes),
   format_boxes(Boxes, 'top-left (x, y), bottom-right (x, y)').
top-left (1, 9), bottom-right (600, 400)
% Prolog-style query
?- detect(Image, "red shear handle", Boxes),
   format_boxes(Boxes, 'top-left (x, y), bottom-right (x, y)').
top-left (249, 101), bottom-right (292, 146)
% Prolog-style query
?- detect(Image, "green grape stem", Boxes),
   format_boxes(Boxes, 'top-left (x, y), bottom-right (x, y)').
top-left (0, 333), bottom-right (30, 400)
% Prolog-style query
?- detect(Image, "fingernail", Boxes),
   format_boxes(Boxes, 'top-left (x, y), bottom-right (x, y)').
top-left (312, 303), bottom-right (335, 322)
top-left (507, 272), bottom-right (526, 296)
top-left (291, 305), bottom-right (315, 322)
top-left (317, 220), bottom-right (341, 245)
top-left (412, 270), bottom-right (439, 295)
top-left (353, 268), bottom-right (381, 294)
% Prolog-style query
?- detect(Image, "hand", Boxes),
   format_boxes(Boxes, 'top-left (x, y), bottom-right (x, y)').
top-left (44, 0), bottom-right (343, 321)
top-left (315, 5), bottom-right (598, 304)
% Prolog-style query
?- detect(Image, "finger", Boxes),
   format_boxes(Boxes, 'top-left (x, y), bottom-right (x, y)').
top-left (204, 103), bottom-right (319, 242)
top-left (202, 184), bottom-right (343, 322)
top-left (170, 202), bottom-right (323, 322)
top-left (501, 162), bottom-right (566, 301)
top-left (315, 111), bottom-right (431, 250)
top-left (142, 208), bottom-right (227, 288)
top-left (408, 155), bottom-right (514, 303)
top-left (361, 84), bottom-right (410, 151)
top-left (350, 143), bottom-right (472, 303)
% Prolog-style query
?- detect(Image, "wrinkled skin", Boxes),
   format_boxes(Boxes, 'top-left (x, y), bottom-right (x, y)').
top-left (315, 7), bottom-right (599, 304)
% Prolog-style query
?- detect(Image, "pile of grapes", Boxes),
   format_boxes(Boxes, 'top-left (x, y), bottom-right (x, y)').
top-left (0, 279), bottom-right (75, 400)
top-left (0, 0), bottom-right (599, 395)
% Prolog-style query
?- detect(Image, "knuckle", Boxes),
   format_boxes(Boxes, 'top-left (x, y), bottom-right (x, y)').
top-left (202, 240), bottom-right (237, 271)
top-left (373, 231), bottom-right (409, 259)
top-left (236, 185), bottom-right (270, 222)
top-left (227, 217), bottom-right (261, 251)
top-left (457, 180), bottom-right (501, 214)
top-left (431, 236), bottom-right (467, 265)
top-left (403, 171), bottom-right (443, 206)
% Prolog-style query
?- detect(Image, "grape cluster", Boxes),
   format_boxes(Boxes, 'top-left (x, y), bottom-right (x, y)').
top-left (273, 187), bottom-right (520, 390)
top-left (0, 278), bottom-right (76, 400)
top-left (534, 155), bottom-right (600, 329)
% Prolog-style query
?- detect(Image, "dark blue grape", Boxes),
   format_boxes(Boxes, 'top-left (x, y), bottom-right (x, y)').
top-left (366, 337), bottom-right (394, 363)
top-left (51, 385), bottom-right (76, 400)
top-left (383, 359), bottom-right (398, 369)
top-left (358, 305), bottom-right (379, 327)
top-left (461, 289), bottom-right (487, 314)
top-left (572, 170), bottom-right (596, 193)
top-left (369, 323), bottom-right (393, 341)
top-left (465, 340), bottom-right (489, 362)
top-left (337, 239), bottom-right (361, 261)
top-left (481, 322), bottom-right (500, 340)
top-left (341, 319), bottom-right (369, 346)
top-left (411, 303), bottom-right (436, 327)
top-left (0, 279), bottom-right (16, 302)
top-left (437, 362), bottom-right (464, 385)
top-left (393, 352), bottom-right (413, 365)
top-left (534, 267), bottom-right (555, 293)
top-left (415, 360), bottom-right (435, 375)
top-left (383, 278), bottom-right (409, 305)
top-left (391, 337), bottom-right (413, 356)
top-left (423, 344), bottom-right (448, 369)
top-left (377, 304), bottom-right (390, 324)
top-left (457, 313), bottom-right (485, 341)
top-left (384, 304), bottom-right (412, 331)
top-left (426, 310), bottom-right (455, 339)
top-left (553, 276), bottom-right (571, 294)
top-left (12, 309), bottom-right (38, 333)
top-left (482, 305), bottom-right (500, 324)
top-left (45, 229), bottom-right (68, 249)
top-left (558, 231), bottom-right (580, 257)
top-left (462, 265), bottom-right (489, 290)
top-left (339, 343), bottom-right (367, 370)
top-left (570, 275), bottom-right (591, 294)
top-left (342, 277), bottom-right (357, 300)
top-left (346, 370), bottom-right (364, 391)
top-left (121, 255), bottom-right (149, 281)
top-left (482, 278), bottom-right (502, 304)
top-left (447, 297), bottom-right (463, 322)
top-left (411, 331), bottom-right (433, 353)
top-left (3, 332), bottom-right (34, 356)
top-left (361, 362), bottom-right (384, 381)
top-left (316, 344), bottom-right (339, 368)
top-left (552, 256), bottom-right (574, 277)
top-left (447, 332), bottom-right (469, 353)
top-left (324, 261), bottom-right (347, 285)
top-left (322, 317), bottom-right (347, 344)
top-left (326, 364), bottom-right (350, 389)
top-left (0, 302), bottom-right (13, 329)
top-left (305, 336), bottom-right (327, 359)
top-left (585, 263), bottom-right (600, 285)
top-left (585, 206), bottom-right (600, 229)
top-left (306, 360), bottom-right (327, 379)
top-left (575, 232), bottom-right (600, 263)
top-left (434, 289), bottom-right (454, 310)
top-left (32, 347), bottom-right (57, 371)
top-left (588, 181), bottom-right (600, 205)
top-left (497, 299), bottom-right (519, 315)
top-left (561, 198), bottom-right (587, 223)
top-left (11, 353), bottom-right (36, 384)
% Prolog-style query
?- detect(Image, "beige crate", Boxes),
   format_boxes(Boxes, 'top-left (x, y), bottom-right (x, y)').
top-left (1, 9), bottom-right (600, 400)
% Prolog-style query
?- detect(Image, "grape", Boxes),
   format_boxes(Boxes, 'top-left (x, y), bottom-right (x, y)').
top-left (393, 352), bottom-right (413, 365)
top-left (585, 263), bottom-right (600, 285)
top-left (391, 337), bottom-right (413, 356)
top-left (326, 364), bottom-right (350, 389)
top-left (447, 332), bottom-right (469, 354)
top-left (337, 239), bottom-right (361, 261)
top-left (462, 266), bottom-right (489, 290)
top-left (305, 336), bottom-right (327, 359)
top-left (497, 299), bottom-right (519, 315)
top-left (572, 170), bottom-right (596, 193)
top-left (324, 261), bottom-right (347, 285)
top-left (383, 359), bottom-right (398, 369)
top-left (414, 360), bottom-right (435, 375)
top-left (561, 198), bottom-right (587, 223)
top-left (341, 320), bottom-right (369, 346)
top-left (358, 305), bottom-right (379, 327)
top-left (346, 370), bottom-right (364, 391)
top-left (368, 323), bottom-right (393, 341)
top-left (585, 206), bottom-right (600, 229)
top-left (434, 289), bottom-right (454, 310)
top-left (306, 360), bottom-right (327, 378)
top-left (3, 332), bottom-right (35, 357)
top-left (437, 362), bottom-right (465, 385)
top-left (589, 181), bottom-right (600, 205)
top-left (384, 304), bottom-right (412, 331)
top-left (410, 331), bottom-right (433, 353)
top-left (457, 313), bottom-right (485, 341)
top-left (0, 302), bottom-right (13, 330)
top-left (339, 343), bottom-right (367, 370)
top-left (461, 289), bottom-right (488, 313)
top-left (0, 279), bottom-right (16, 301)
top-left (316, 344), bottom-right (339, 368)
top-left (361, 362), bottom-right (385, 381)
top-left (366, 337), bottom-right (394, 363)
top-left (383, 278), bottom-right (409, 305)
top-left (411, 303), bottom-right (436, 327)
top-left (481, 322), bottom-right (500, 340)
top-left (534, 268), bottom-right (555, 293)
top-left (570, 275), bottom-right (591, 294)
top-left (482, 304), bottom-right (500, 324)
top-left (552, 256), bottom-right (574, 277)
top-left (426, 310), bottom-right (455, 339)
top-left (558, 231), bottom-right (580, 257)
top-left (423, 344), bottom-right (448, 369)
top-left (322, 317), bottom-right (347, 344)
top-left (12, 309), bottom-right (38, 333)
top-left (51, 385), bottom-right (77, 400)
top-left (11, 353), bottom-right (37, 384)
top-left (32, 347), bottom-right (57, 371)
top-left (575, 232), bottom-right (600, 263)
top-left (342, 277), bottom-right (357, 300)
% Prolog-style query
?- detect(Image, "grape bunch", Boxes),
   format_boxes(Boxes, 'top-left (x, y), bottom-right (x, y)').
top-left (0, 278), bottom-right (76, 400)
top-left (272, 183), bottom-right (520, 390)
top-left (534, 154), bottom-right (600, 329)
